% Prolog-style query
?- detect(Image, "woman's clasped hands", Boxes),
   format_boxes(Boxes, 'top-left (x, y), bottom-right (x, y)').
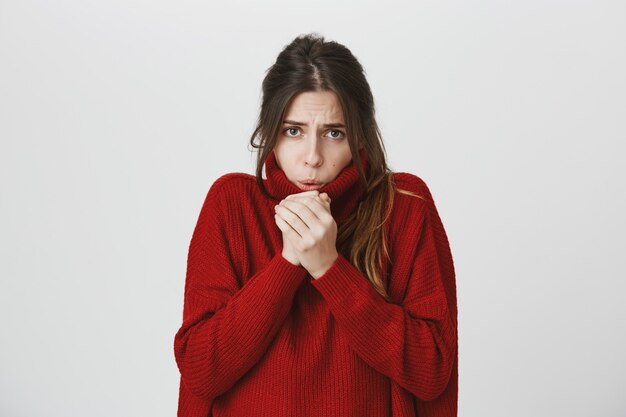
top-left (273, 190), bottom-right (338, 279)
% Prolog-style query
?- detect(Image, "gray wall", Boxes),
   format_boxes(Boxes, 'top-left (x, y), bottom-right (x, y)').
top-left (1, 0), bottom-right (624, 416)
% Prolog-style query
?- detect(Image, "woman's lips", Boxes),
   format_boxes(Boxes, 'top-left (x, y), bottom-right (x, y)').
top-left (298, 181), bottom-right (323, 191)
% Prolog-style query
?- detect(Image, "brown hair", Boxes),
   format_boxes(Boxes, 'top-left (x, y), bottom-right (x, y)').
top-left (249, 33), bottom-right (425, 301)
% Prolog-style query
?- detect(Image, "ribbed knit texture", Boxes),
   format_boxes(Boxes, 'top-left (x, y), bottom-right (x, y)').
top-left (174, 148), bottom-right (458, 416)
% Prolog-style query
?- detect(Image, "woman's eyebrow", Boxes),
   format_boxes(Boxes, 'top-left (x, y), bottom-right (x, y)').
top-left (283, 119), bottom-right (346, 128)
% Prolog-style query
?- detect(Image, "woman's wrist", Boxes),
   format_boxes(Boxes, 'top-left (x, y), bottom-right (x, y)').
top-left (281, 251), bottom-right (300, 267)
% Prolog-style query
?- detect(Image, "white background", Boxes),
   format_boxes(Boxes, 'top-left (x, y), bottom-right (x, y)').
top-left (1, 1), bottom-right (624, 416)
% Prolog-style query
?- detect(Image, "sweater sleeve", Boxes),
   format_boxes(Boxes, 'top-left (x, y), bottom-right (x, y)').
top-left (173, 178), bottom-right (309, 402)
top-left (310, 198), bottom-right (457, 402)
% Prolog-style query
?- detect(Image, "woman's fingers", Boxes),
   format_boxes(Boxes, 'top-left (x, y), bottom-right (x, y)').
top-left (280, 198), bottom-right (332, 223)
top-left (277, 191), bottom-right (333, 240)
top-left (285, 190), bottom-right (331, 204)
top-left (288, 190), bottom-right (320, 198)
top-left (275, 198), bottom-right (333, 239)
top-left (274, 212), bottom-right (299, 240)
top-left (285, 192), bottom-right (331, 213)
top-left (274, 202), bottom-right (310, 238)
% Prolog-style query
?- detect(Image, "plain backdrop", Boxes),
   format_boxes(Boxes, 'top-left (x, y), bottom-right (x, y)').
top-left (1, 1), bottom-right (624, 416)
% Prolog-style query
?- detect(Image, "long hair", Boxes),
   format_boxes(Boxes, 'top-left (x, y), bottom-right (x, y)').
top-left (249, 33), bottom-right (424, 301)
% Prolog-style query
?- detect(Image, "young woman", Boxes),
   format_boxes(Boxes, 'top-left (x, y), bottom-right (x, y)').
top-left (174, 33), bottom-right (458, 417)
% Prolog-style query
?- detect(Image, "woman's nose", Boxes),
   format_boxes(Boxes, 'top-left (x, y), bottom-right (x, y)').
top-left (304, 138), bottom-right (323, 167)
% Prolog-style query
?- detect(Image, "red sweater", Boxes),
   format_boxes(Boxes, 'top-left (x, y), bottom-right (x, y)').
top-left (174, 148), bottom-right (458, 416)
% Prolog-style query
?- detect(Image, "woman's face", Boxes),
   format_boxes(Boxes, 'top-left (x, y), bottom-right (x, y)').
top-left (273, 90), bottom-right (354, 191)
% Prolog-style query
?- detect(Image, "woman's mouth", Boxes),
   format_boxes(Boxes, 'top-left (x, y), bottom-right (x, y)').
top-left (298, 181), bottom-right (323, 191)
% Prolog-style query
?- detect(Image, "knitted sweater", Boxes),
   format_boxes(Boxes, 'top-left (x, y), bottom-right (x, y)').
top-left (174, 148), bottom-right (458, 416)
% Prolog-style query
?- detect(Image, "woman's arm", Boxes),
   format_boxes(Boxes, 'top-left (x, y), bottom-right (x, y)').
top-left (311, 197), bottom-right (458, 402)
top-left (173, 177), bottom-right (308, 401)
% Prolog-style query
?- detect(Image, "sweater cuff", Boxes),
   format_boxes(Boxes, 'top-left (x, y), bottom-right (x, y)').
top-left (261, 252), bottom-right (309, 293)
top-left (310, 253), bottom-right (391, 313)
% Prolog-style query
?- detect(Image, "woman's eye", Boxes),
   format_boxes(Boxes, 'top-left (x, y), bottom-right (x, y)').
top-left (327, 130), bottom-right (345, 139)
top-left (285, 127), bottom-right (300, 137)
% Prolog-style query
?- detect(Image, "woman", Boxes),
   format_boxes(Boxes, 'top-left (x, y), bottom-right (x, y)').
top-left (174, 33), bottom-right (458, 417)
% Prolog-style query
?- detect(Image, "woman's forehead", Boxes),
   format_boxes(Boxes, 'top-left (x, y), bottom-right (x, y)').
top-left (284, 91), bottom-right (345, 123)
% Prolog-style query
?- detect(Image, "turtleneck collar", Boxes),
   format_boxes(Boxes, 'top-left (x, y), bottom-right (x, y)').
top-left (263, 147), bottom-right (370, 226)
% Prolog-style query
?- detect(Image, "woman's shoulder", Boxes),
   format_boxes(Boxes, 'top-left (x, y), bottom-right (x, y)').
top-left (209, 172), bottom-right (256, 194)
top-left (199, 172), bottom-right (257, 210)
top-left (390, 171), bottom-right (436, 207)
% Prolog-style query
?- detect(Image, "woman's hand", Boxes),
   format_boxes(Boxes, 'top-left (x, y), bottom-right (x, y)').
top-left (273, 191), bottom-right (336, 278)
top-left (275, 209), bottom-right (301, 267)
top-left (274, 191), bottom-right (322, 266)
